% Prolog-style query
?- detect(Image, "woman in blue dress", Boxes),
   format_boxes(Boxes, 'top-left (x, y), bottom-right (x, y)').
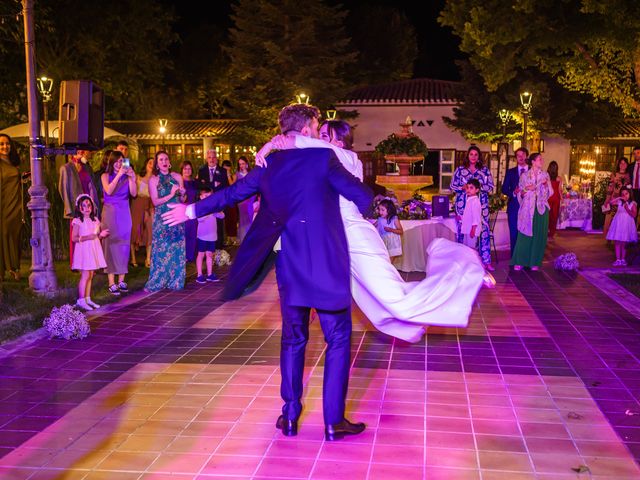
top-left (180, 160), bottom-right (199, 262)
top-left (451, 145), bottom-right (495, 271)
top-left (144, 151), bottom-right (187, 292)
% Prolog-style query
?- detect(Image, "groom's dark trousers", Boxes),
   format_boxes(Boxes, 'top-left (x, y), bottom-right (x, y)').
top-left (193, 147), bottom-right (373, 426)
top-left (279, 301), bottom-right (351, 425)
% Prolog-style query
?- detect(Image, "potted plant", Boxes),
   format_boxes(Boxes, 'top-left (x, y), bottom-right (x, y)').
top-left (375, 133), bottom-right (428, 175)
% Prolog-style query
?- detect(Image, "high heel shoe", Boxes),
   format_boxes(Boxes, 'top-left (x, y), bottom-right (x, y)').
top-left (482, 272), bottom-right (496, 289)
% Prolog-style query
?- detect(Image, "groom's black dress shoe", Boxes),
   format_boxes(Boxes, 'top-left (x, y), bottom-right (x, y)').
top-left (324, 418), bottom-right (366, 441)
top-left (276, 415), bottom-right (298, 436)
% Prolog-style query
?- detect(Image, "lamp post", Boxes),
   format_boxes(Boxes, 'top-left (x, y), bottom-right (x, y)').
top-left (520, 91), bottom-right (533, 151)
top-left (37, 76), bottom-right (53, 172)
top-left (22, 0), bottom-right (57, 293)
top-left (158, 118), bottom-right (167, 149)
top-left (497, 108), bottom-right (512, 186)
top-left (498, 108), bottom-right (512, 139)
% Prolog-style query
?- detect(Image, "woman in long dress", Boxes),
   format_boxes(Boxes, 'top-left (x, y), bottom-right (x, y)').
top-left (236, 156), bottom-right (256, 243)
top-left (101, 150), bottom-right (137, 295)
top-left (451, 146), bottom-right (495, 271)
top-left (181, 160), bottom-right (199, 263)
top-left (511, 153), bottom-right (553, 271)
top-left (257, 121), bottom-right (489, 343)
top-left (130, 158), bottom-right (154, 267)
top-left (603, 157), bottom-right (632, 237)
top-left (0, 134), bottom-right (22, 281)
top-left (144, 151), bottom-right (187, 292)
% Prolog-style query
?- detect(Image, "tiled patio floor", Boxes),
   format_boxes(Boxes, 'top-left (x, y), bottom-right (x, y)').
top-left (1, 231), bottom-right (640, 479)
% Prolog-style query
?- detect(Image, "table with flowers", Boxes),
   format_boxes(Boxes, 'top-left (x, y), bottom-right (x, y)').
top-left (557, 198), bottom-right (592, 231)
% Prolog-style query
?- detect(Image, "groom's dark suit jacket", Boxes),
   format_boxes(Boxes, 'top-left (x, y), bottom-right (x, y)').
top-left (193, 148), bottom-right (373, 310)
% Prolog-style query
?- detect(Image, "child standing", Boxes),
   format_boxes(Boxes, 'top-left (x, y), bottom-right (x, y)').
top-left (375, 199), bottom-right (403, 262)
top-left (196, 187), bottom-right (225, 284)
top-left (461, 179), bottom-right (482, 250)
top-left (606, 187), bottom-right (638, 266)
top-left (71, 194), bottom-right (110, 311)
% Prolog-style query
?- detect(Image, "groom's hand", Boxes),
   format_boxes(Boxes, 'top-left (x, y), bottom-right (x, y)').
top-left (162, 203), bottom-right (189, 226)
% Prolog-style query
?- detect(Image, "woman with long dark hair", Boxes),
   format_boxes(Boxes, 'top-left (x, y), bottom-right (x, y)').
top-left (546, 160), bottom-right (563, 237)
top-left (236, 156), bottom-right (256, 243)
top-left (0, 134), bottom-right (22, 280)
top-left (450, 145), bottom-right (495, 271)
top-left (145, 151), bottom-right (187, 292)
top-left (101, 150), bottom-right (137, 294)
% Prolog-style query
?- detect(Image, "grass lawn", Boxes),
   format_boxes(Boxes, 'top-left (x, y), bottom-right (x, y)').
top-left (608, 273), bottom-right (640, 300)
top-left (0, 255), bottom-right (157, 345)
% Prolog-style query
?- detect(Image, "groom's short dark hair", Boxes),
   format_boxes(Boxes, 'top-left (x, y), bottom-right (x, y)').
top-left (279, 104), bottom-right (320, 134)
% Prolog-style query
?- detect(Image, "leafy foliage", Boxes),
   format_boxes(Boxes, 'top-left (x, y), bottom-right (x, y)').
top-left (439, 0), bottom-right (640, 116)
top-left (375, 133), bottom-right (428, 157)
top-left (223, 0), bottom-right (358, 144)
top-left (345, 5), bottom-right (417, 86)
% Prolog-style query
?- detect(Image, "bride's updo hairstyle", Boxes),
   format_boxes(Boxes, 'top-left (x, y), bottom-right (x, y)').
top-left (322, 120), bottom-right (353, 150)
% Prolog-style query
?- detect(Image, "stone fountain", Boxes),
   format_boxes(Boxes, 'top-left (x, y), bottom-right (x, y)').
top-left (375, 116), bottom-right (433, 203)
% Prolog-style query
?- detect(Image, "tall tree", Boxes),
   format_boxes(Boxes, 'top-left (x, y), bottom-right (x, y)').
top-left (224, 0), bottom-right (358, 144)
top-left (0, 0), bottom-right (178, 127)
top-left (346, 4), bottom-right (417, 86)
top-left (445, 60), bottom-right (625, 143)
top-left (439, 0), bottom-right (640, 116)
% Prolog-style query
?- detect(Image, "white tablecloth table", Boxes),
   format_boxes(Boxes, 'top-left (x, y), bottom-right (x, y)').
top-left (390, 212), bottom-right (511, 272)
top-left (558, 198), bottom-right (592, 231)
top-left (392, 218), bottom-right (457, 272)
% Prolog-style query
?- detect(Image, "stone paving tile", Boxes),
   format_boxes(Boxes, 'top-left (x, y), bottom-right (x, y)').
top-left (0, 231), bottom-right (639, 478)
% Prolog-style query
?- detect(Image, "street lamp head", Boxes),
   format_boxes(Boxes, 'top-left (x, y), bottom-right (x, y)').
top-left (37, 76), bottom-right (54, 102)
top-left (295, 92), bottom-right (309, 104)
top-left (498, 108), bottom-right (512, 124)
top-left (158, 118), bottom-right (168, 134)
top-left (325, 109), bottom-right (337, 120)
top-left (520, 91), bottom-right (533, 111)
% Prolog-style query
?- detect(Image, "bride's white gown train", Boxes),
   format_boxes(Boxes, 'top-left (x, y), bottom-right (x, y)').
top-left (294, 136), bottom-right (486, 343)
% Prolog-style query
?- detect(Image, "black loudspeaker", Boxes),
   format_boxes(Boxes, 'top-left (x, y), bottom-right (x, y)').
top-left (58, 80), bottom-right (104, 150)
top-left (431, 195), bottom-right (450, 218)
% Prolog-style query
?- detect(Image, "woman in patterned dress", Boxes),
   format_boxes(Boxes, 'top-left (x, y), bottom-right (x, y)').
top-left (144, 151), bottom-right (187, 292)
top-left (451, 145), bottom-right (495, 271)
top-left (511, 153), bottom-right (553, 270)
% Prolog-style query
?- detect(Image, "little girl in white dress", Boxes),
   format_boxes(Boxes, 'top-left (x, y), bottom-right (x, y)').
top-left (72, 194), bottom-right (109, 310)
top-left (374, 198), bottom-right (403, 262)
top-left (606, 187), bottom-right (638, 266)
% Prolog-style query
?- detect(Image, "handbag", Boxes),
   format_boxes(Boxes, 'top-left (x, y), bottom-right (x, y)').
top-left (601, 203), bottom-right (611, 213)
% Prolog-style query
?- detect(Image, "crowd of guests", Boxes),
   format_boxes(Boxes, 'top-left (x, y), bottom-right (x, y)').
top-left (55, 141), bottom-right (256, 310)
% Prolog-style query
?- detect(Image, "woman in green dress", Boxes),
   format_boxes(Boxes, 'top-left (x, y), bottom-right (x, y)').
top-left (0, 134), bottom-right (22, 281)
top-left (511, 153), bottom-right (553, 271)
top-left (144, 151), bottom-right (187, 292)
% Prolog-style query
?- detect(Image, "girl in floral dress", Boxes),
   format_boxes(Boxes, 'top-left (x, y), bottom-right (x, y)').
top-left (451, 146), bottom-right (495, 271)
top-left (144, 151), bottom-right (187, 292)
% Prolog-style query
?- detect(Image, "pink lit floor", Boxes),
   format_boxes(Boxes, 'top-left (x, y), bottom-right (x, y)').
top-left (1, 232), bottom-right (640, 479)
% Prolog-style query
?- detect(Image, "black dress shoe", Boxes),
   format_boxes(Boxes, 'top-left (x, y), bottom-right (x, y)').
top-left (324, 418), bottom-right (366, 441)
top-left (276, 415), bottom-right (298, 436)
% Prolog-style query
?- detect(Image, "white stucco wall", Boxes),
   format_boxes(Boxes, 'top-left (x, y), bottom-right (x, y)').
top-left (541, 135), bottom-right (571, 180)
top-left (340, 103), bottom-right (572, 179)
top-left (343, 104), bottom-right (491, 152)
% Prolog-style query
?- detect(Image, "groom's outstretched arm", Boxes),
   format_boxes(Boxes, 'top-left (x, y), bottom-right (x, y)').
top-left (163, 168), bottom-right (263, 226)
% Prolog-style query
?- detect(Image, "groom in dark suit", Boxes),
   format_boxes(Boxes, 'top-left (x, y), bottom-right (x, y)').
top-left (163, 104), bottom-right (373, 441)
top-left (501, 147), bottom-right (529, 255)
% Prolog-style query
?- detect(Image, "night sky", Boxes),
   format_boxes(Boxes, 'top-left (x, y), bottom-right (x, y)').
top-left (166, 0), bottom-right (464, 81)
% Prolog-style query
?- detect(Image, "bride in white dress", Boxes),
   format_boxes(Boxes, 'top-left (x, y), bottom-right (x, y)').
top-left (257, 120), bottom-right (489, 343)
